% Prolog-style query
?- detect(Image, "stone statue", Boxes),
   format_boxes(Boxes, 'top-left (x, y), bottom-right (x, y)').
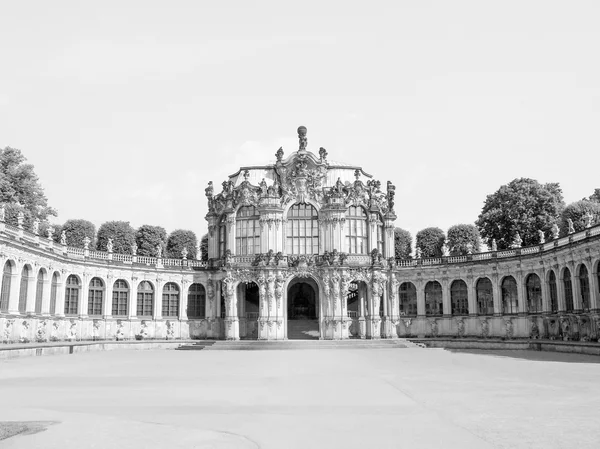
top-left (106, 238), bottom-right (114, 253)
top-left (551, 223), bottom-right (560, 240)
top-left (387, 181), bottom-right (396, 210)
top-left (567, 218), bottom-right (575, 234)
top-left (46, 226), bottom-right (54, 240)
top-left (131, 243), bottom-right (137, 255)
top-left (275, 147), bottom-right (284, 162)
top-left (181, 247), bottom-right (188, 260)
top-left (32, 218), bottom-right (40, 235)
top-left (259, 178), bottom-right (268, 196)
top-left (298, 126), bottom-right (308, 151)
top-left (334, 177), bottom-right (344, 194)
top-left (538, 230), bottom-right (545, 244)
top-left (319, 147), bottom-right (328, 160)
top-left (0, 204), bottom-right (5, 222)
top-left (585, 212), bottom-right (594, 228)
top-left (491, 239), bottom-right (497, 252)
top-left (441, 243), bottom-right (449, 257)
top-left (83, 236), bottom-right (91, 250)
top-left (415, 247), bottom-right (422, 259)
top-left (17, 211), bottom-right (24, 229)
top-left (205, 181), bottom-right (213, 199)
top-left (60, 230), bottom-right (67, 246)
top-left (511, 233), bottom-right (522, 248)
top-left (156, 244), bottom-right (162, 258)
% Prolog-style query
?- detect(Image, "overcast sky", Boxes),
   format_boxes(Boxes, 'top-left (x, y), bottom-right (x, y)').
top-left (1, 1), bottom-right (599, 243)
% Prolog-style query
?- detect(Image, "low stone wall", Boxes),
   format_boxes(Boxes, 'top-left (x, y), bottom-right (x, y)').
top-left (0, 340), bottom-right (192, 360)
top-left (411, 338), bottom-right (600, 356)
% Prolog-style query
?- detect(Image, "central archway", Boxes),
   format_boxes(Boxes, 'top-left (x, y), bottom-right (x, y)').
top-left (286, 277), bottom-right (319, 340)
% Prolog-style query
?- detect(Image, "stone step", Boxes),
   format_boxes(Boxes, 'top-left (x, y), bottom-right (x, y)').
top-left (176, 339), bottom-right (421, 351)
top-left (287, 319), bottom-right (319, 340)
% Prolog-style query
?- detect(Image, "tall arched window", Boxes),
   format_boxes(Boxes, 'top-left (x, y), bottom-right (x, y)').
top-left (501, 276), bottom-right (518, 315)
top-left (548, 270), bottom-right (558, 312)
top-left (235, 206), bottom-right (260, 255)
top-left (137, 281), bottom-right (154, 317)
top-left (88, 277), bottom-right (104, 316)
top-left (425, 281), bottom-right (443, 316)
top-left (563, 268), bottom-right (574, 312)
top-left (218, 215), bottom-right (227, 257)
top-left (187, 283), bottom-right (206, 319)
top-left (162, 282), bottom-right (179, 317)
top-left (450, 280), bottom-right (468, 315)
top-left (399, 282), bottom-right (417, 316)
top-left (579, 265), bottom-right (590, 312)
top-left (346, 206), bottom-right (367, 254)
top-left (1, 261), bottom-right (14, 313)
top-left (35, 270), bottom-right (44, 314)
top-left (476, 278), bottom-right (494, 315)
top-left (526, 274), bottom-right (542, 313)
top-left (50, 272), bottom-right (59, 315)
top-left (18, 265), bottom-right (31, 313)
top-left (64, 275), bottom-right (80, 315)
top-left (286, 203), bottom-right (319, 255)
top-left (112, 279), bottom-right (129, 316)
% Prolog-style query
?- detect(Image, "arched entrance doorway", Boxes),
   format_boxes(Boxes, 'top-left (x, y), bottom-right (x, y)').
top-left (238, 282), bottom-right (259, 339)
top-left (287, 277), bottom-right (319, 340)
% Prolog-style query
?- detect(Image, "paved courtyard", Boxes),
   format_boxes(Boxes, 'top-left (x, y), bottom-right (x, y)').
top-left (0, 347), bottom-right (599, 449)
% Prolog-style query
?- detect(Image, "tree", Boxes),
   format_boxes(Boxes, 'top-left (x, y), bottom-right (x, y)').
top-left (200, 233), bottom-right (208, 261)
top-left (587, 188), bottom-right (600, 203)
top-left (559, 200), bottom-right (600, 236)
top-left (61, 219), bottom-right (96, 248)
top-left (447, 224), bottom-right (481, 255)
top-left (96, 221), bottom-right (135, 253)
top-left (166, 229), bottom-right (198, 259)
top-left (394, 228), bottom-right (412, 259)
top-left (476, 178), bottom-right (564, 250)
top-left (0, 146), bottom-right (56, 228)
top-left (135, 225), bottom-right (167, 257)
top-left (416, 227), bottom-right (445, 258)
top-left (39, 221), bottom-right (63, 244)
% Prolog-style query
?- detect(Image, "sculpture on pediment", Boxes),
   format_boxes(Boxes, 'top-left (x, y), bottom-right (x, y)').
top-left (319, 147), bottom-right (328, 160)
top-left (259, 178), bottom-right (268, 196)
top-left (585, 212), bottom-right (594, 228)
top-left (387, 181), bottom-right (396, 211)
top-left (298, 125), bottom-right (308, 150)
top-left (276, 147), bottom-right (284, 162)
top-left (60, 231), bottom-right (67, 246)
top-left (551, 223), bottom-right (560, 240)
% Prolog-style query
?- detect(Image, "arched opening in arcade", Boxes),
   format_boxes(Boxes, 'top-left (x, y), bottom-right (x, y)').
top-left (347, 280), bottom-right (368, 338)
top-left (238, 281), bottom-right (259, 339)
top-left (287, 277), bottom-right (319, 340)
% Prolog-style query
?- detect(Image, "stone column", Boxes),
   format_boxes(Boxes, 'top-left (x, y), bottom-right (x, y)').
top-left (54, 273), bottom-right (66, 317)
top-left (79, 273), bottom-right (89, 318)
top-left (257, 272), bottom-right (269, 340)
top-left (40, 275), bottom-right (52, 316)
top-left (441, 278), bottom-right (451, 317)
top-left (467, 276), bottom-right (477, 316)
top-left (358, 289), bottom-right (366, 339)
top-left (225, 215), bottom-right (236, 255)
top-left (416, 280), bottom-right (425, 317)
top-left (516, 271), bottom-right (527, 315)
top-left (128, 277), bottom-right (138, 319)
top-left (571, 262), bottom-right (583, 312)
top-left (557, 266), bottom-right (566, 312)
top-left (222, 274), bottom-right (239, 340)
top-left (205, 278), bottom-right (218, 338)
top-left (366, 272), bottom-right (383, 339)
top-left (539, 269), bottom-right (550, 313)
top-left (104, 276), bottom-right (114, 318)
top-left (491, 274), bottom-right (502, 315)
top-left (179, 281), bottom-right (189, 321)
top-left (154, 278), bottom-right (164, 320)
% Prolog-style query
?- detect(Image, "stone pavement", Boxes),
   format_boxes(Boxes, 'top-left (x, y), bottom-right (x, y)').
top-left (0, 348), bottom-right (599, 448)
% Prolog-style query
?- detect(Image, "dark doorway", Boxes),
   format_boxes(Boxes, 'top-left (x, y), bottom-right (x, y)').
top-left (287, 278), bottom-right (319, 340)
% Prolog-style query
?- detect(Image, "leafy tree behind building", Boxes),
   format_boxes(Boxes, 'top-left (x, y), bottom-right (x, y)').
top-left (61, 219), bottom-right (96, 248)
top-left (416, 227), bottom-right (445, 258)
top-left (200, 233), bottom-right (209, 261)
top-left (394, 228), bottom-right (412, 259)
top-left (166, 229), bottom-right (198, 259)
top-left (476, 178), bottom-right (564, 249)
top-left (135, 225), bottom-right (167, 257)
top-left (559, 200), bottom-right (600, 236)
top-left (96, 221), bottom-right (135, 253)
top-left (447, 224), bottom-right (481, 255)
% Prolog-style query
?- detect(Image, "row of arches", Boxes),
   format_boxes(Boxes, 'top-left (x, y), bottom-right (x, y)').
top-left (218, 203), bottom-right (385, 257)
top-left (0, 261), bottom-right (207, 318)
top-left (398, 265), bottom-right (596, 316)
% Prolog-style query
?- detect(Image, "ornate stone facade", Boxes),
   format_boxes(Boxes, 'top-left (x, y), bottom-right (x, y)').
top-left (1, 126), bottom-right (600, 343)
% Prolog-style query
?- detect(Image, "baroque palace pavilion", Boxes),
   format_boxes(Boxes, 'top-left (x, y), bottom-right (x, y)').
top-left (1, 126), bottom-right (600, 343)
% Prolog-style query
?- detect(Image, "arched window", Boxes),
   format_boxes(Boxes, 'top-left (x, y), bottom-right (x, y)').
top-left (137, 281), bottom-right (154, 317)
top-left (501, 276), bottom-right (518, 315)
top-left (526, 274), bottom-right (542, 313)
top-left (563, 268), bottom-right (574, 312)
top-left (88, 277), bottom-right (104, 316)
top-left (548, 270), bottom-right (558, 313)
top-left (1, 261), bottom-right (14, 313)
top-left (286, 203), bottom-right (319, 255)
top-left (35, 270), bottom-right (44, 314)
top-left (64, 275), bottom-right (80, 315)
top-left (450, 280), bottom-right (468, 315)
top-left (476, 278), bottom-right (494, 315)
top-left (579, 265), bottom-right (590, 312)
top-left (235, 206), bottom-right (260, 255)
top-left (162, 282), bottom-right (179, 317)
top-left (346, 206), bottom-right (367, 254)
top-left (218, 215), bottom-right (227, 258)
top-left (399, 282), bottom-right (417, 316)
top-left (18, 265), bottom-right (31, 313)
top-left (425, 281), bottom-right (443, 316)
top-left (50, 272), bottom-right (59, 315)
top-left (187, 283), bottom-right (206, 319)
top-left (112, 279), bottom-right (129, 316)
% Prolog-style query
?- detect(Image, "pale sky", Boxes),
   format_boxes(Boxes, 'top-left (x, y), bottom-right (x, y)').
top-left (1, 1), bottom-right (599, 243)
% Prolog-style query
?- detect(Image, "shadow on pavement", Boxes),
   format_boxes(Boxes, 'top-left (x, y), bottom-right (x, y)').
top-left (446, 348), bottom-right (600, 364)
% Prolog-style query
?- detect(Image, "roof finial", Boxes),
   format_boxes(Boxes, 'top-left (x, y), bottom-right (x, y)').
top-left (298, 125), bottom-right (307, 151)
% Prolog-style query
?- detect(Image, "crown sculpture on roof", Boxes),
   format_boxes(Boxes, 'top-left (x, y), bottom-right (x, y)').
top-left (205, 126), bottom-right (396, 217)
